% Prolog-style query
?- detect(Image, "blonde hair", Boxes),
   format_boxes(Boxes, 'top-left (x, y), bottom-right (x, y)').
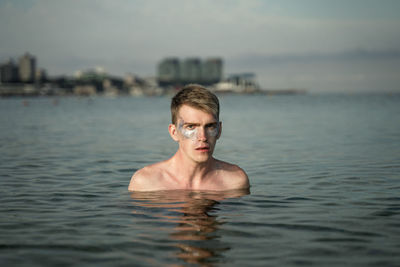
top-left (171, 84), bottom-right (220, 124)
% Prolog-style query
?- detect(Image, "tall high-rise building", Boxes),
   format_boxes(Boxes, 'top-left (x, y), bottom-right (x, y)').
top-left (158, 58), bottom-right (180, 86)
top-left (18, 53), bottom-right (36, 83)
top-left (0, 59), bottom-right (19, 83)
top-left (202, 58), bottom-right (223, 84)
top-left (157, 57), bottom-right (224, 86)
top-left (181, 58), bottom-right (202, 84)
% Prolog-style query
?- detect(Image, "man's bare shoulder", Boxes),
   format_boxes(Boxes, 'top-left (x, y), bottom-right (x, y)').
top-left (128, 161), bottom-right (169, 191)
top-left (214, 159), bottom-right (250, 190)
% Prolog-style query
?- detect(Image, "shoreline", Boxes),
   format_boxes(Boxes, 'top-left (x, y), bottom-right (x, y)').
top-left (0, 84), bottom-right (307, 97)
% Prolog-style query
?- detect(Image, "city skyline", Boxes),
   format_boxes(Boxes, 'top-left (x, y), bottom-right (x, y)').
top-left (1, 0), bottom-right (400, 92)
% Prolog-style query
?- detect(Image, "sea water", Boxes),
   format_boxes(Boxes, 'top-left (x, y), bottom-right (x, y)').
top-left (0, 93), bottom-right (399, 266)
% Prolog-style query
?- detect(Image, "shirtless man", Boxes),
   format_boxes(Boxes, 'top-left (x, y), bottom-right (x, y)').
top-left (128, 84), bottom-right (249, 191)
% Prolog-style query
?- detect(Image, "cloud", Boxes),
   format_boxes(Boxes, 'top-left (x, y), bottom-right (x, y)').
top-left (228, 49), bottom-right (400, 92)
top-left (1, 0), bottom-right (400, 91)
top-left (229, 49), bottom-right (400, 68)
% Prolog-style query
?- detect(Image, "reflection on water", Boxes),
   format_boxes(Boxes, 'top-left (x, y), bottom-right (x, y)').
top-left (130, 189), bottom-right (249, 265)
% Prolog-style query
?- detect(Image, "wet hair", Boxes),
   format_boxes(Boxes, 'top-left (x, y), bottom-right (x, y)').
top-left (171, 84), bottom-right (220, 125)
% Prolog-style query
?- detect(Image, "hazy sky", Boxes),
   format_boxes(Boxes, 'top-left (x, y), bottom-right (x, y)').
top-left (1, 0), bottom-right (399, 92)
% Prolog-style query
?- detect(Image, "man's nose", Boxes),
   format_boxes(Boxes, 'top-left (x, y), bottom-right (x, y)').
top-left (197, 127), bottom-right (207, 141)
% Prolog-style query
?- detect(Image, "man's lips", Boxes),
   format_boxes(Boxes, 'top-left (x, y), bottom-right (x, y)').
top-left (195, 146), bottom-right (210, 151)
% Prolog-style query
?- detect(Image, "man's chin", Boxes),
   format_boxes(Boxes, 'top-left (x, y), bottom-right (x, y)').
top-left (192, 153), bottom-right (212, 163)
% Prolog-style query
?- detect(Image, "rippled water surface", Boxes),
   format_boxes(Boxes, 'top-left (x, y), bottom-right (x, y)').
top-left (1, 93), bottom-right (400, 266)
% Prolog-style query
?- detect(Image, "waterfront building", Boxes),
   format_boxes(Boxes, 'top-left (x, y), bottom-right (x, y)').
top-left (35, 68), bottom-right (47, 83)
top-left (213, 73), bottom-right (259, 93)
top-left (18, 53), bottom-right (36, 83)
top-left (202, 58), bottom-right (223, 85)
top-left (158, 58), bottom-right (180, 86)
top-left (0, 59), bottom-right (19, 83)
top-left (180, 58), bottom-right (202, 84)
top-left (157, 57), bottom-right (224, 87)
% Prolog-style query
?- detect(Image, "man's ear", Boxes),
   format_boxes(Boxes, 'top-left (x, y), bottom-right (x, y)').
top-left (217, 122), bottom-right (222, 139)
top-left (169, 124), bottom-right (179, 142)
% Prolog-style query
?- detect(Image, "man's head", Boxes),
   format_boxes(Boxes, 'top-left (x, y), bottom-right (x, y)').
top-left (171, 84), bottom-right (220, 125)
top-left (169, 84), bottom-right (221, 163)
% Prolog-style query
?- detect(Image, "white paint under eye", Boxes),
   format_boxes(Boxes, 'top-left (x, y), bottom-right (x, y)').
top-left (206, 125), bottom-right (219, 138)
top-left (178, 119), bottom-right (220, 141)
top-left (182, 128), bottom-right (198, 140)
top-left (178, 120), bottom-right (197, 140)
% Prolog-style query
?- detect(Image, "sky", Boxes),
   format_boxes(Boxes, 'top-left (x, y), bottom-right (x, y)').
top-left (1, 0), bottom-right (400, 92)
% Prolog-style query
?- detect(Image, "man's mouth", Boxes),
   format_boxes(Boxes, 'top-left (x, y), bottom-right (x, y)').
top-left (195, 146), bottom-right (210, 152)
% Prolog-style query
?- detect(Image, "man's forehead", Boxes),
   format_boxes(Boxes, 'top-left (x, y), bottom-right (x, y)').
top-left (177, 105), bottom-right (217, 121)
top-left (178, 116), bottom-right (218, 125)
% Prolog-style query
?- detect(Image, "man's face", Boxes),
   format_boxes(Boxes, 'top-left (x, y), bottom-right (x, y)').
top-left (172, 104), bottom-right (221, 164)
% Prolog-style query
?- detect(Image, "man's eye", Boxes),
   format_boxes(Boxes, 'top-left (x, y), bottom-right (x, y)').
top-left (186, 125), bottom-right (195, 130)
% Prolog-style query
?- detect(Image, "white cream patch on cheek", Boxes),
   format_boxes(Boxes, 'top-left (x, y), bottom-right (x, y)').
top-left (206, 125), bottom-right (219, 138)
top-left (177, 119), bottom-right (220, 141)
top-left (182, 128), bottom-right (197, 140)
top-left (178, 120), bottom-right (198, 141)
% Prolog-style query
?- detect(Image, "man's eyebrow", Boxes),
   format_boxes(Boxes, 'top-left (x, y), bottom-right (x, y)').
top-left (183, 121), bottom-right (218, 125)
top-left (178, 118), bottom-right (218, 126)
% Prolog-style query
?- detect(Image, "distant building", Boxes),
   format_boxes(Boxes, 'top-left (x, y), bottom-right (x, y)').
top-left (18, 53), bottom-right (36, 83)
top-left (213, 73), bottom-right (259, 93)
top-left (35, 68), bottom-right (47, 83)
top-left (158, 58), bottom-right (180, 86)
top-left (0, 59), bottom-right (19, 83)
top-left (157, 57), bottom-right (223, 86)
top-left (181, 58), bottom-right (202, 84)
top-left (202, 58), bottom-right (223, 85)
top-left (75, 68), bottom-right (109, 93)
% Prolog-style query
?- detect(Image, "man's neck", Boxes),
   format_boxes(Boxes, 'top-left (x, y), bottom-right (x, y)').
top-left (170, 150), bottom-right (215, 188)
